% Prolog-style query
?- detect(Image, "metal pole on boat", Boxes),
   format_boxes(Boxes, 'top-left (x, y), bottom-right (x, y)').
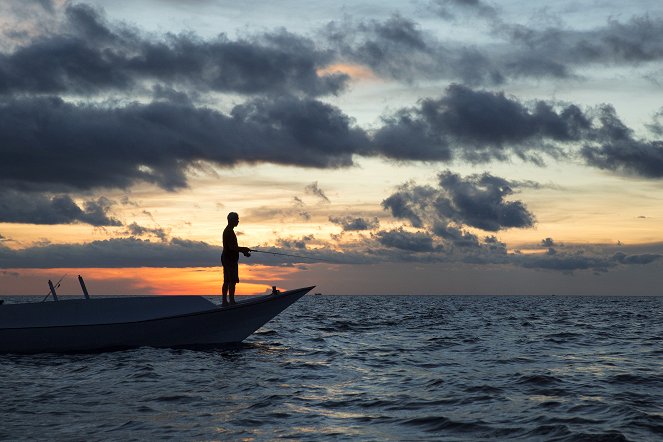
top-left (48, 280), bottom-right (59, 302)
top-left (78, 275), bottom-right (90, 300)
top-left (41, 273), bottom-right (66, 302)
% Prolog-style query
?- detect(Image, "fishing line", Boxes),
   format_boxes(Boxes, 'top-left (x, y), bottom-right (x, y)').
top-left (250, 249), bottom-right (336, 263)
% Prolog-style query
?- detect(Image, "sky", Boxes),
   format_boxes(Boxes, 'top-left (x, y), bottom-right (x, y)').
top-left (1, 0), bottom-right (663, 296)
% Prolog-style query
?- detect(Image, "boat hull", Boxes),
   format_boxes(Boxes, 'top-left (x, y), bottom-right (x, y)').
top-left (0, 287), bottom-right (313, 354)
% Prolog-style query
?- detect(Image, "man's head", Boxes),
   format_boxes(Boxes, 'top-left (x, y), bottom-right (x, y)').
top-left (227, 211), bottom-right (239, 227)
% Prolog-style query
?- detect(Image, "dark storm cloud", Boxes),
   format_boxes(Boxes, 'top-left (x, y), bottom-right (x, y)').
top-left (373, 228), bottom-right (436, 252)
top-left (383, 170), bottom-right (535, 232)
top-left (324, 10), bottom-right (663, 86)
top-left (501, 15), bottom-right (663, 68)
top-left (0, 3), bottom-right (348, 97)
top-left (436, 170), bottom-right (536, 231)
top-left (0, 234), bottom-right (362, 268)
top-left (329, 216), bottom-right (380, 231)
top-left (432, 223), bottom-right (480, 248)
top-left (0, 237), bottom-right (219, 268)
top-left (6, 3), bottom-right (663, 97)
top-left (372, 84), bottom-right (589, 163)
top-left (612, 252), bottom-right (662, 265)
top-left (323, 14), bottom-right (556, 86)
top-left (370, 86), bottom-right (663, 180)
top-left (3, 86), bottom-right (659, 194)
top-left (513, 249), bottom-right (662, 273)
top-left (0, 95), bottom-right (370, 192)
top-left (579, 105), bottom-right (663, 178)
top-left (324, 14), bottom-right (505, 86)
top-left (0, 230), bottom-right (659, 272)
top-left (580, 140), bottom-right (663, 178)
top-left (517, 253), bottom-right (613, 273)
top-left (0, 190), bottom-right (120, 226)
top-left (381, 184), bottom-right (438, 228)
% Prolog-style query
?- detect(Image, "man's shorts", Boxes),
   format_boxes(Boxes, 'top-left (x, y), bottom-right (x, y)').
top-left (222, 259), bottom-right (240, 283)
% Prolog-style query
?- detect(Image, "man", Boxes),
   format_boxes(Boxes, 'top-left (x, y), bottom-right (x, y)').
top-left (221, 212), bottom-right (251, 306)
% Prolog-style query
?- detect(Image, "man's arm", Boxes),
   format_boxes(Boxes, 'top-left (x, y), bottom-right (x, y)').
top-left (223, 229), bottom-right (250, 254)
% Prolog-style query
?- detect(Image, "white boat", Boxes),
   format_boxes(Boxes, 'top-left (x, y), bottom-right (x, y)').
top-left (0, 286), bottom-right (314, 354)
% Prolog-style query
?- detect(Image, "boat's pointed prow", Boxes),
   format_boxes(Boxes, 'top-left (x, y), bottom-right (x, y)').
top-left (0, 286), bottom-right (315, 354)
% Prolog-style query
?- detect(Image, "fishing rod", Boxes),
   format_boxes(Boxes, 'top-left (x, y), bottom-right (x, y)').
top-left (250, 249), bottom-right (336, 263)
top-left (41, 273), bottom-right (67, 302)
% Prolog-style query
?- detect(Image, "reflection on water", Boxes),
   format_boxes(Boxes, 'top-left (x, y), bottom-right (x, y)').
top-left (1, 295), bottom-right (663, 440)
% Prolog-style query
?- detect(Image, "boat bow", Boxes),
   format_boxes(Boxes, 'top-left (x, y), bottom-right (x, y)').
top-left (0, 286), bottom-right (314, 354)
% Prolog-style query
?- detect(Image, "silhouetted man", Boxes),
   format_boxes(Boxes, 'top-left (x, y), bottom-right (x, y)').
top-left (221, 212), bottom-right (251, 306)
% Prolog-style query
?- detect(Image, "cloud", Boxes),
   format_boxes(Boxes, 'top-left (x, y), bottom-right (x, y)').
top-left (538, 237), bottom-right (558, 254)
top-left (0, 0), bottom-right (62, 50)
top-left (0, 96), bottom-right (370, 192)
top-left (275, 234), bottom-right (315, 250)
top-left (432, 223), bottom-right (480, 248)
top-left (612, 252), bottom-right (662, 265)
top-left (381, 184), bottom-right (437, 228)
top-left (324, 11), bottom-right (663, 87)
top-left (324, 14), bottom-right (506, 86)
top-left (581, 139), bottom-right (663, 178)
top-left (329, 215), bottom-right (380, 231)
top-left (0, 237), bottom-right (219, 268)
top-left (372, 84), bottom-right (588, 163)
top-left (430, 0), bottom-right (499, 20)
top-left (373, 228), bottom-right (436, 252)
top-left (383, 170), bottom-right (535, 232)
top-left (371, 86), bottom-right (663, 180)
top-left (517, 253), bottom-right (613, 273)
top-left (1, 230), bottom-right (660, 274)
top-left (578, 105), bottom-right (663, 178)
top-left (500, 15), bottom-right (663, 69)
top-left (322, 14), bottom-right (554, 86)
top-left (304, 181), bottom-right (330, 203)
top-left (6, 4), bottom-right (663, 98)
top-left (0, 3), bottom-right (348, 97)
top-left (2, 85), bottom-right (660, 198)
top-left (646, 110), bottom-right (663, 136)
top-left (0, 190), bottom-right (121, 226)
top-left (126, 222), bottom-right (168, 241)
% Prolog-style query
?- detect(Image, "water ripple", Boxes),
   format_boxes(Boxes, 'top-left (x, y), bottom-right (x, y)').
top-left (1, 295), bottom-right (662, 440)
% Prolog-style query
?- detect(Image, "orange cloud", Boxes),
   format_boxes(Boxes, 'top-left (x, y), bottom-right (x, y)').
top-left (317, 63), bottom-right (378, 81)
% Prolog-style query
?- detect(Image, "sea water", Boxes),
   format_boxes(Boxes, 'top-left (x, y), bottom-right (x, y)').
top-left (1, 295), bottom-right (662, 440)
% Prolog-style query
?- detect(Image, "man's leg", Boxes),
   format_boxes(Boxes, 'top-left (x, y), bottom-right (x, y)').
top-left (229, 282), bottom-right (236, 304)
top-left (222, 280), bottom-right (229, 306)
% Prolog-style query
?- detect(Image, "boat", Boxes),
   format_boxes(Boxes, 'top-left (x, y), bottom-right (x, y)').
top-left (0, 283), bottom-right (314, 354)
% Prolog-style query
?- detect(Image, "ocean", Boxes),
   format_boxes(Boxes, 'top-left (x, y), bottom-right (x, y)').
top-left (1, 295), bottom-right (662, 440)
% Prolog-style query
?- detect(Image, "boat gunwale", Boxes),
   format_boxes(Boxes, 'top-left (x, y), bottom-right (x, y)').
top-left (0, 286), bottom-right (314, 331)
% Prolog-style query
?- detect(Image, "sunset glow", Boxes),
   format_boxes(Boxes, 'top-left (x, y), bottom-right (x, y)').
top-left (317, 63), bottom-right (378, 81)
top-left (0, 266), bottom-right (302, 296)
top-left (1, 0), bottom-right (663, 296)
